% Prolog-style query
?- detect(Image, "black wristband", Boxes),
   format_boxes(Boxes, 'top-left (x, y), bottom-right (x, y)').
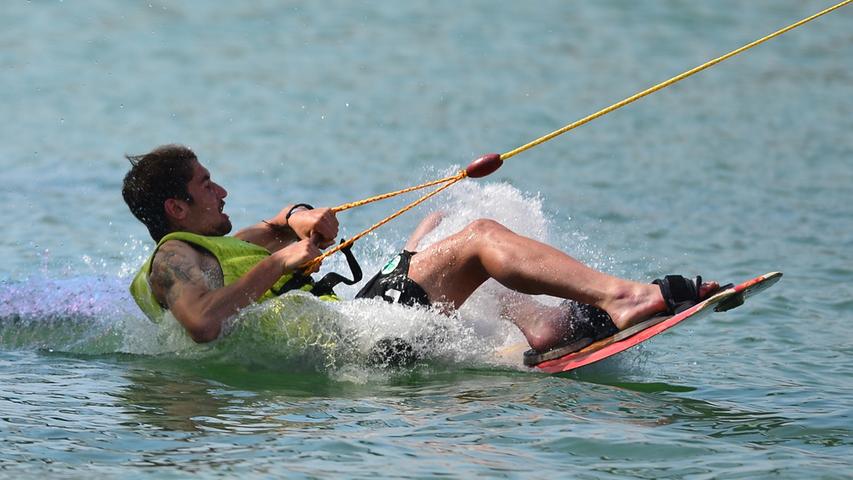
top-left (285, 203), bottom-right (314, 223)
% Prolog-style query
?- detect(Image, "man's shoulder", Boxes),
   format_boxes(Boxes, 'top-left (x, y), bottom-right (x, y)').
top-left (153, 237), bottom-right (223, 283)
top-left (150, 239), bottom-right (208, 284)
top-left (153, 238), bottom-right (202, 263)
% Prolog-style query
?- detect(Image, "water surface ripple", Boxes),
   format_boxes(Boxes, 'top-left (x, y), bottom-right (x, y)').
top-left (1, 1), bottom-right (851, 478)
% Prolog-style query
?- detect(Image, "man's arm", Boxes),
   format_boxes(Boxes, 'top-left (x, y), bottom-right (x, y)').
top-left (235, 205), bottom-right (339, 253)
top-left (234, 204), bottom-right (301, 252)
top-left (150, 239), bottom-right (321, 343)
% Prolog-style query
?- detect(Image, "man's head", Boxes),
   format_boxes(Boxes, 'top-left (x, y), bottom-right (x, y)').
top-left (122, 144), bottom-right (231, 241)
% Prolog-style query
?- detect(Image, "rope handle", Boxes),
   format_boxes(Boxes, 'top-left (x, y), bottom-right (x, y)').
top-left (301, 170), bottom-right (468, 272)
top-left (331, 154), bottom-right (503, 213)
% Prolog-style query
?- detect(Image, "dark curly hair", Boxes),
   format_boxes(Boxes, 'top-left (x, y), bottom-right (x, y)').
top-left (122, 144), bottom-right (197, 241)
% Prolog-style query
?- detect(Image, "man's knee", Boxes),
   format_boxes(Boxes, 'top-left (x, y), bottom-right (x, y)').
top-left (465, 218), bottom-right (510, 238)
top-left (462, 219), bottom-right (521, 273)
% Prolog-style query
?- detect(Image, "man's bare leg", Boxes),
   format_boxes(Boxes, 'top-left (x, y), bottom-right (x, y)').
top-left (498, 291), bottom-right (574, 349)
top-left (407, 219), bottom-right (718, 352)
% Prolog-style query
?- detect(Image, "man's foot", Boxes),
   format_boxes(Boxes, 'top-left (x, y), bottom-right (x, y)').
top-left (504, 276), bottom-right (720, 356)
top-left (604, 278), bottom-right (720, 331)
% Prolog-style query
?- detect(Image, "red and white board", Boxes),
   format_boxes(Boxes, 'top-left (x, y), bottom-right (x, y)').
top-left (527, 272), bottom-right (783, 374)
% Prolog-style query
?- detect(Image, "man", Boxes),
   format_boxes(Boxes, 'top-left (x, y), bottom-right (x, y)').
top-left (123, 145), bottom-right (717, 362)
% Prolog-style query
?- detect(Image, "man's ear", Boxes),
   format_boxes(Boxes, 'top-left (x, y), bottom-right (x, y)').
top-left (164, 198), bottom-right (189, 221)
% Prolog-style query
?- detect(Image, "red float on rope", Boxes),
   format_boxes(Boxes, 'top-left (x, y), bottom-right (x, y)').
top-left (465, 153), bottom-right (503, 178)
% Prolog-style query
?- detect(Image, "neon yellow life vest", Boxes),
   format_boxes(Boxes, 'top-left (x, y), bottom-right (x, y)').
top-left (129, 232), bottom-right (333, 322)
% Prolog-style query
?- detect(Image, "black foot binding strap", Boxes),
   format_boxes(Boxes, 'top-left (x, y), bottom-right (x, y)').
top-left (652, 275), bottom-right (703, 315)
top-left (523, 302), bottom-right (619, 367)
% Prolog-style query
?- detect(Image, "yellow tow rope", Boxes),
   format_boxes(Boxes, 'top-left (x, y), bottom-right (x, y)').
top-left (303, 0), bottom-right (851, 270)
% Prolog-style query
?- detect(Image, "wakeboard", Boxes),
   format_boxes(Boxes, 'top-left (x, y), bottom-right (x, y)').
top-left (511, 272), bottom-right (782, 374)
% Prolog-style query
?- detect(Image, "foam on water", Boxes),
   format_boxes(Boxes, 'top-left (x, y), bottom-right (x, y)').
top-left (0, 275), bottom-right (144, 354)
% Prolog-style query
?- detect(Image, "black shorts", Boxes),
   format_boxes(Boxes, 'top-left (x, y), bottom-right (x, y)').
top-left (355, 250), bottom-right (431, 307)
